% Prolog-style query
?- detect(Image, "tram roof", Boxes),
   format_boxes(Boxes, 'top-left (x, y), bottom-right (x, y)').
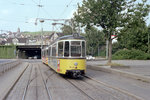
top-left (46, 34), bottom-right (85, 47)
top-left (57, 35), bottom-right (85, 41)
top-left (42, 34), bottom-right (85, 49)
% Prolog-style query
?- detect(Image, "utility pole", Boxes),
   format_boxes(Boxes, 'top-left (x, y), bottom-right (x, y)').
top-left (39, 19), bottom-right (44, 49)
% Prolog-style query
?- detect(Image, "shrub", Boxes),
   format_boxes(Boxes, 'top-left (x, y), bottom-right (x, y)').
top-left (112, 49), bottom-right (150, 60)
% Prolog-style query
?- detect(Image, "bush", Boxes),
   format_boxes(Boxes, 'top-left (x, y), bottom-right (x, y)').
top-left (112, 49), bottom-right (150, 60)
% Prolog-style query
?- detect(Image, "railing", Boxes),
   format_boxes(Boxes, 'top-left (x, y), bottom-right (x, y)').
top-left (0, 60), bottom-right (21, 74)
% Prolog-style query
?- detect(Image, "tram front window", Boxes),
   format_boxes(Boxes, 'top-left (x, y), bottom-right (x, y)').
top-left (71, 41), bottom-right (81, 57)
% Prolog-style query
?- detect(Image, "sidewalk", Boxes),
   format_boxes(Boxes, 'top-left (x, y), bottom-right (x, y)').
top-left (87, 60), bottom-right (150, 83)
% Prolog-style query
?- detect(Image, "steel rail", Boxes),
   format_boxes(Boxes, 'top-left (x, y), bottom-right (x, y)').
top-left (38, 64), bottom-right (52, 100)
top-left (41, 63), bottom-right (95, 100)
top-left (65, 78), bottom-right (96, 100)
top-left (84, 75), bottom-right (145, 100)
top-left (22, 64), bottom-right (33, 100)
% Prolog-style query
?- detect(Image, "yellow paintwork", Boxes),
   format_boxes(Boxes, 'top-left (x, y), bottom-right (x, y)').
top-left (46, 57), bottom-right (48, 65)
top-left (46, 58), bottom-right (86, 74)
top-left (57, 59), bottom-right (86, 74)
top-left (42, 57), bottom-right (49, 65)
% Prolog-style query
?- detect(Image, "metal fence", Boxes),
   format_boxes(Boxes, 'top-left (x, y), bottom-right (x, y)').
top-left (0, 60), bottom-right (21, 74)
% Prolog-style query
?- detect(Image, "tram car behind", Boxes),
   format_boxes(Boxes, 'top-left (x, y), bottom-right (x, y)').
top-left (42, 35), bottom-right (86, 78)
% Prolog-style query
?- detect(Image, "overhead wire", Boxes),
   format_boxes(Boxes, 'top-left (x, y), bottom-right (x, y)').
top-left (31, 0), bottom-right (42, 18)
top-left (59, 0), bottom-right (74, 18)
top-left (41, 7), bottom-right (53, 18)
top-left (30, 0), bottom-right (53, 19)
top-left (4, 0), bottom-right (33, 6)
top-left (31, 0), bottom-right (38, 5)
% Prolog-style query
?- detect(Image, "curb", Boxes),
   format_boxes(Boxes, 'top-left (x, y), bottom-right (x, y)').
top-left (87, 65), bottom-right (150, 83)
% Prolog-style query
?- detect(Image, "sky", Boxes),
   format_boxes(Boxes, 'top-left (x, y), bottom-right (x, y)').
top-left (0, 0), bottom-right (82, 33)
top-left (0, 0), bottom-right (150, 33)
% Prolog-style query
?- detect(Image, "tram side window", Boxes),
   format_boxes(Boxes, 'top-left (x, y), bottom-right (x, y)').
top-left (58, 42), bottom-right (63, 56)
top-left (41, 50), bottom-right (43, 56)
top-left (46, 49), bottom-right (48, 57)
top-left (82, 41), bottom-right (85, 57)
top-left (64, 41), bottom-right (69, 57)
top-left (48, 47), bottom-right (51, 57)
top-left (71, 41), bottom-right (81, 57)
top-left (44, 50), bottom-right (45, 57)
top-left (52, 44), bottom-right (56, 56)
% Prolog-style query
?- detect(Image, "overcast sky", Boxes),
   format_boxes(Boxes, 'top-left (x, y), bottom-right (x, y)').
top-left (0, 0), bottom-right (150, 33)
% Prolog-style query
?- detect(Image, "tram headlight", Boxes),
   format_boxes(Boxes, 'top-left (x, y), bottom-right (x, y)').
top-left (74, 62), bottom-right (78, 66)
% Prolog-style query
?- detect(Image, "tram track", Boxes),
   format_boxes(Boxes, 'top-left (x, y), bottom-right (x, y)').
top-left (3, 63), bottom-right (52, 100)
top-left (22, 63), bottom-right (52, 100)
top-left (41, 64), bottom-right (94, 100)
top-left (84, 75), bottom-right (145, 100)
top-left (4, 62), bottom-right (145, 100)
top-left (36, 63), bottom-right (147, 100)
top-left (65, 75), bottom-right (145, 100)
top-left (21, 64), bottom-right (33, 100)
top-left (65, 78), bottom-right (96, 100)
top-left (41, 63), bottom-right (142, 100)
top-left (38, 64), bottom-right (53, 100)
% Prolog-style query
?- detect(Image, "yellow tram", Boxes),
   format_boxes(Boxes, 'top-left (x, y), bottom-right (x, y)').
top-left (42, 35), bottom-right (86, 78)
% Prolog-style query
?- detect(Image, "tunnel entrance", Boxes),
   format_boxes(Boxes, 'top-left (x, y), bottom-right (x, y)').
top-left (17, 45), bottom-right (41, 59)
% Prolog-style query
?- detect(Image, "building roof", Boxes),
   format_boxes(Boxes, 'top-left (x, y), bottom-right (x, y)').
top-left (6, 38), bottom-right (27, 43)
top-left (49, 33), bottom-right (65, 39)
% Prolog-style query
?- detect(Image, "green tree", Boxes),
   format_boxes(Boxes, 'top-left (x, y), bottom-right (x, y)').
top-left (85, 27), bottom-right (105, 56)
top-left (61, 19), bottom-right (79, 35)
top-left (148, 25), bottom-right (150, 53)
top-left (118, 0), bottom-right (150, 52)
top-left (74, 0), bottom-right (128, 63)
top-left (61, 25), bottom-right (73, 35)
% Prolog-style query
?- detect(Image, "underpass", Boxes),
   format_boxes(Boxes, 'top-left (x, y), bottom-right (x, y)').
top-left (16, 45), bottom-right (42, 59)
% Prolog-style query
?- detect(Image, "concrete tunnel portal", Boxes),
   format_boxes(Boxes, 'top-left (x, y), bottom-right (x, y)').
top-left (16, 45), bottom-right (42, 59)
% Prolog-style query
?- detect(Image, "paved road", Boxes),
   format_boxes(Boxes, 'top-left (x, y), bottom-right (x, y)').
top-left (86, 68), bottom-right (150, 100)
top-left (87, 60), bottom-right (150, 76)
top-left (0, 59), bottom-right (150, 100)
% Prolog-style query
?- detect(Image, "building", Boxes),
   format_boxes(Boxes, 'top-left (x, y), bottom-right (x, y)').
top-left (6, 38), bottom-right (28, 45)
top-left (49, 33), bottom-right (64, 43)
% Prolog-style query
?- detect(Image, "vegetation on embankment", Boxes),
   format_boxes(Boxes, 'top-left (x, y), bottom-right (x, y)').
top-left (112, 49), bottom-right (150, 60)
top-left (0, 45), bottom-right (16, 59)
